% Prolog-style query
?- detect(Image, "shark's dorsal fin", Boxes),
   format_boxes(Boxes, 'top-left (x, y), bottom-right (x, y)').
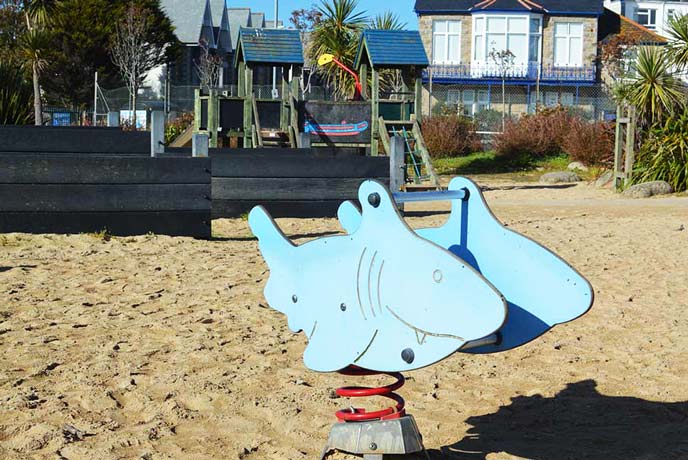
top-left (337, 200), bottom-right (362, 234)
top-left (248, 206), bottom-right (296, 267)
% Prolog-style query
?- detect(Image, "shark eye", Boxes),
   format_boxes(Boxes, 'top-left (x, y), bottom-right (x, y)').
top-left (433, 270), bottom-right (443, 283)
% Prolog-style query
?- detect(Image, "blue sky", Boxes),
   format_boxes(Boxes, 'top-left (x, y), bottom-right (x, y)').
top-left (243, 0), bottom-right (419, 30)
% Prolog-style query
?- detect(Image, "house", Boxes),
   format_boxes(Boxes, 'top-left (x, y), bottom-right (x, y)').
top-left (156, 0), bottom-right (276, 90)
top-left (604, 0), bottom-right (688, 37)
top-left (414, 0), bottom-right (615, 119)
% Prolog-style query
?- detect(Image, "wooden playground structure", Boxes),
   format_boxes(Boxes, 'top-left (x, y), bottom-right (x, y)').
top-left (194, 28), bottom-right (440, 189)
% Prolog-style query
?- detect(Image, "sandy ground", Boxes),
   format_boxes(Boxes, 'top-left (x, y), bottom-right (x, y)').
top-left (1, 179), bottom-right (687, 460)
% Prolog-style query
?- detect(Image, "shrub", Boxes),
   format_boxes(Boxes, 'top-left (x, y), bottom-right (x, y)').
top-left (0, 62), bottom-right (33, 125)
top-left (474, 108), bottom-right (503, 132)
top-left (165, 112), bottom-right (194, 144)
top-left (421, 115), bottom-right (481, 158)
top-left (562, 119), bottom-right (615, 167)
top-left (493, 106), bottom-right (573, 159)
top-left (632, 112), bottom-right (688, 192)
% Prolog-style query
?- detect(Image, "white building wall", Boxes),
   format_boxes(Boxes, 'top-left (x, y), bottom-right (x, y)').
top-left (605, 0), bottom-right (688, 37)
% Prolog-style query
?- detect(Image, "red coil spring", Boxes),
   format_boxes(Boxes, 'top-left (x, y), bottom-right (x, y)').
top-left (335, 366), bottom-right (406, 422)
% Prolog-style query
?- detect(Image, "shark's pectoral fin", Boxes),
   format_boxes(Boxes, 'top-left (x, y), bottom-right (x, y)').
top-left (337, 201), bottom-right (362, 234)
top-left (303, 320), bottom-right (377, 372)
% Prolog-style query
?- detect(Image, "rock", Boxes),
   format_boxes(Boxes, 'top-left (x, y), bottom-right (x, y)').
top-left (540, 172), bottom-right (582, 184)
top-left (568, 161), bottom-right (589, 172)
top-left (622, 181), bottom-right (673, 199)
top-left (595, 170), bottom-right (614, 188)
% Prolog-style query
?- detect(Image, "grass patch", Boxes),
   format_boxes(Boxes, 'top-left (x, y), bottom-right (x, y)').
top-left (433, 151), bottom-right (596, 182)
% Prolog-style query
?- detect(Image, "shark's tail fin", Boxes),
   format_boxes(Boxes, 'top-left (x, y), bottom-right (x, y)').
top-left (248, 206), bottom-right (296, 267)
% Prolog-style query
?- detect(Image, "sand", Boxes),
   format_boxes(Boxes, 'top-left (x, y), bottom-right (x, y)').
top-left (1, 179), bottom-right (687, 460)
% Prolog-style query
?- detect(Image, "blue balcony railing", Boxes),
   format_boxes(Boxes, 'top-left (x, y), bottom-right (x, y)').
top-left (424, 62), bottom-right (597, 83)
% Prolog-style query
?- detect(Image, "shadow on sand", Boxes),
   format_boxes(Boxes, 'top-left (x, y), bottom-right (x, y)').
top-left (429, 380), bottom-right (688, 460)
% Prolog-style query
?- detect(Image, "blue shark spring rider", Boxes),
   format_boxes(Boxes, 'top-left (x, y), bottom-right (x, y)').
top-left (250, 178), bottom-right (593, 459)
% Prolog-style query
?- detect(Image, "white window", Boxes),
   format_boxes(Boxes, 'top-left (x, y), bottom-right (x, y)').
top-left (462, 90), bottom-right (475, 115)
top-left (554, 22), bottom-right (584, 67)
top-left (447, 89), bottom-right (461, 106)
top-left (473, 14), bottom-right (541, 66)
top-left (545, 92), bottom-right (574, 106)
top-left (637, 8), bottom-right (657, 30)
top-left (433, 20), bottom-right (461, 64)
top-left (477, 90), bottom-right (490, 112)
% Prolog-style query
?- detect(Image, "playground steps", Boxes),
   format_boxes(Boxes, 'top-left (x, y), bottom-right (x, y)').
top-left (383, 120), bottom-right (441, 190)
top-left (260, 129), bottom-right (291, 148)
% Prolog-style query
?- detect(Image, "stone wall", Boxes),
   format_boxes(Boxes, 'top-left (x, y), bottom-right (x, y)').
top-left (418, 14), bottom-right (473, 64)
top-left (419, 14), bottom-right (598, 67)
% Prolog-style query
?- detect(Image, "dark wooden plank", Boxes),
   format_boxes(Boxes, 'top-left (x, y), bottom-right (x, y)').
top-left (0, 211), bottom-right (211, 238)
top-left (0, 184), bottom-right (211, 212)
top-left (0, 155), bottom-right (211, 184)
top-left (0, 126), bottom-right (150, 154)
top-left (212, 154), bottom-right (389, 178)
top-left (213, 200), bottom-right (344, 218)
top-left (213, 177), bottom-right (389, 201)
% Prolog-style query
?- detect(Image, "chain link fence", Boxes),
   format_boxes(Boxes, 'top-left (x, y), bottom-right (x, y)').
top-left (425, 83), bottom-right (616, 130)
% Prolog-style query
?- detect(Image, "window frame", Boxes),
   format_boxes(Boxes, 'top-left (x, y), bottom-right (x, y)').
top-left (636, 8), bottom-right (657, 30)
top-left (553, 21), bottom-right (584, 67)
top-left (432, 20), bottom-right (462, 65)
top-left (471, 13), bottom-right (543, 66)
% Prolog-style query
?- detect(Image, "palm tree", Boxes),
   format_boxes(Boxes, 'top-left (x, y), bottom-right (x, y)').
top-left (22, 0), bottom-right (59, 125)
top-left (665, 13), bottom-right (688, 73)
top-left (309, 0), bottom-right (368, 100)
top-left (627, 46), bottom-right (684, 126)
top-left (371, 12), bottom-right (406, 31)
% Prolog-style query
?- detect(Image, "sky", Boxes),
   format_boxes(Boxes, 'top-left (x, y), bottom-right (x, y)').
top-left (243, 0), bottom-right (419, 30)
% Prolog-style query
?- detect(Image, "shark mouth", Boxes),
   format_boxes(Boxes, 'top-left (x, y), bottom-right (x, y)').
top-left (385, 306), bottom-right (465, 346)
top-left (356, 247), bottom-right (465, 346)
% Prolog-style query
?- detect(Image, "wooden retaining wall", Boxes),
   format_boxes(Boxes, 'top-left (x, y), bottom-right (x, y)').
top-left (209, 148), bottom-right (390, 218)
top-left (0, 126), bottom-right (150, 154)
top-left (0, 153), bottom-right (211, 238)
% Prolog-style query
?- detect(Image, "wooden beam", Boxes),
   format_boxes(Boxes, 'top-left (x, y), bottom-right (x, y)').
top-left (414, 69), bottom-right (423, 124)
top-left (371, 67), bottom-right (380, 156)
top-left (243, 65), bottom-right (254, 148)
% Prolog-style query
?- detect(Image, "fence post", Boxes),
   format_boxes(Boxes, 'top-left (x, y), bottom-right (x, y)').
top-left (299, 132), bottom-right (311, 149)
top-left (151, 110), bottom-right (165, 157)
top-left (107, 112), bottom-right (120, 127)
top-left (192, 133), bottom-right (209, 158)
top-left (390, 135), bottom-right (405, 212)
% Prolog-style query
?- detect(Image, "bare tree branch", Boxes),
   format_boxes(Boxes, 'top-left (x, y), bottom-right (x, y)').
top-left (194, 38), bottom-right (222, 91)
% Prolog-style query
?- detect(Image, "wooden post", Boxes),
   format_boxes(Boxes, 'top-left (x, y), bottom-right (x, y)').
top-left (299, 132), bottom-right (311, 149)
top-left (208, 89), bottom-right (219, 148)
top-left (414, 69), bottom-right (423, 124)
top-left (281, 67), bottom-right (289, 133)
top-left (624, 106), bottom-right (637, 188)
top-left (291, 75), bottom-right (300, 147)
top-left (192, 133), bottom-right (209, 158)
top-left (194, 88), bottom-right (202, 132)
top-left (613, 105), bottom-right (624, 191)
top-left (107, 112), bottom-right (119, 127)
top-left (243, 65), bottom-right (254, 148)
top-left (400, 69), bottom-right (410, 121)
top-left (371, 67), bottom-right (380, 156)
top-left (360, 63), bottom-right (368, 100)
top-left (390, 135), bottom-right (405, 193)
top-left (150, 110), bottom-right (165, 157)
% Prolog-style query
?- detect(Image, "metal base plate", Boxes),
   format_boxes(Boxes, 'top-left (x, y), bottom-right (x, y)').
top-left (321, 415), bottom-right (427, 459)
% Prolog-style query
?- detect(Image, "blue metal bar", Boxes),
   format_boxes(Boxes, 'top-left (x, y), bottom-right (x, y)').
top-left (393, 190), bottom-right (468, 203)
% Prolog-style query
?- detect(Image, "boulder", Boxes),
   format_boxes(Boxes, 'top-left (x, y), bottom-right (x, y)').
top-left (622, 181), bottom-right (673, 198)
top-left (540, 171), bottom-right (582, 184)
top-left (568, 161), bottom-right (589, 172)
top-left (595, 170), bottom-right (614, 188)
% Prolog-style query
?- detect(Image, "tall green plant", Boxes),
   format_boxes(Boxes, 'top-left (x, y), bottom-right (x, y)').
top-left (665, 13), bottom-right (688, 71)
top-left (21, 0), bottom-right (59, 125)
top-left (0, 61), bottom-right (33, 125)
top-left (632, 112), bottom-right (688, 192)
top-left (627, 46), bottom-right (684, 126)
top-left (309, 0), bottom-right (367, 100)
